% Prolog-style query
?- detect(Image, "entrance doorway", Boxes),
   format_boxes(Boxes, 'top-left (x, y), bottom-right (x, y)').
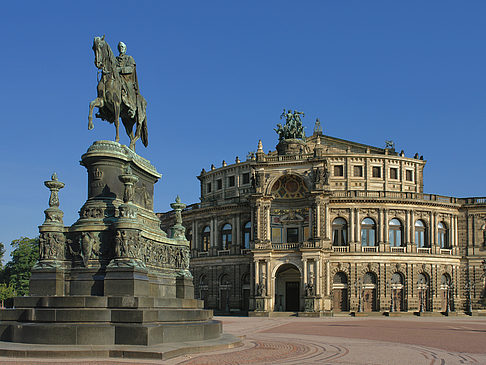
top-left (286, 282), bottom-right (300, 311)
top-left (274, 263), bottom-right (301, 312)
top-left (332, 272), bottom-right (349, 312)
top-left (363, 272), bottom-right (377, 312)
top-left (440, 274), bottom-right (452, 312)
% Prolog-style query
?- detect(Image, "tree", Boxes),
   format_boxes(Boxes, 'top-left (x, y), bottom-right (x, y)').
top-left (2, 237), bottom-right (39, 296)
top-left (0, 283), bottom-right (16, 308)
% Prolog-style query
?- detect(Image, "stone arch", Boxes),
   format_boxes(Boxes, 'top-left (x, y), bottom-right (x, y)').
top-left (267, 174), bottom-right (310, 199)
top-left (273, 263), bottom-right (302, 312)
top-left (359, 263), bottom-right (379, 277)
top-left (330, 262), bottom-right (351, 278)
top-left (272, 260), bottom-right (303, 278)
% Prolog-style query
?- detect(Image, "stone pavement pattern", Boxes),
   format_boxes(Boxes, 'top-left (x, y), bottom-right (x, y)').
top-left (0, 316), bottom-right (485, 364)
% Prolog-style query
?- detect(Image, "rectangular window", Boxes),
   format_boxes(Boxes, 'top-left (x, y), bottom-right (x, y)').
top-left (354, 165), bottom-right (363, 177)
top-left (217, 179), bottom-right (222, 190)
top-left (334, 165), bottom-right (344, 176)
top-left (228, 176), bottom-right (235, 187)
top-left (207, 182), bottom-right (212, 193)
top-left (372, 166), bottom-right (381, 178)
top-left (406, 170), bottom-right (413, 182)
top-left (242, 172), bottom-right (250, 184)
top-left (286, 227), bottom-right (299, 243)
top-left (390, 167), bottom-right (398, 180)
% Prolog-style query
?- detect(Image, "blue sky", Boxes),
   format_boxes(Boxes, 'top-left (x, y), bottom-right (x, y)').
top-left (1, 1), bottom-right (485, 260)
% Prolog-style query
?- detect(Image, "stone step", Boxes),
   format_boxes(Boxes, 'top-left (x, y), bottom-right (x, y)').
top-left (10, 296), bottom-right (203, 310)
top-left (0, 308), bottom-right (212, 323)
top-left (0, 319), bottom-right (222, 346)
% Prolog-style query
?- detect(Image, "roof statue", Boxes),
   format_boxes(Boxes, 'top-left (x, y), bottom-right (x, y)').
top-left (274, 109), bottom-right (306, 141)
top-left (88, 36), bottom-right (148, 151)
top-left (313, 118), bottom-right (322, 134)
top-left (385, 140), bottom-right (395, 150)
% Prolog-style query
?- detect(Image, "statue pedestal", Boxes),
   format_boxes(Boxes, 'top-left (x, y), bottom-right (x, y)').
top-left (104, 266), bottom-right (149, 297)
top-left (276, 138), bottom-right (307, 155)
top-left (0, 141), bottom-right (235, 357)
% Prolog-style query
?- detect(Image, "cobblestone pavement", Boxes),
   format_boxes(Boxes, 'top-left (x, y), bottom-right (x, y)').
top-left (166, 316), bottom-right (486, 365)
top-left (0, 316), bottom-right (485, 364)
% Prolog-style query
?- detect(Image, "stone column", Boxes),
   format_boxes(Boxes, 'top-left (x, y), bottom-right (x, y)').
top-left (410, 210), bottom-right (416, 253)
top-left (350, 208), bottom-right (355, 244)
top-left (192, 221), bottom-right (197, 253)
top-left (325, 203), bottom-right (330, 240)
top-left (210, 217), bottom-right (217, 255)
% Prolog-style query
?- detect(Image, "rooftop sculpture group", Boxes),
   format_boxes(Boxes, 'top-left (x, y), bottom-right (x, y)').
top-left (88, 36), bottom-right (148, 151)
top-left (275, 108), bottom-right (306, 141)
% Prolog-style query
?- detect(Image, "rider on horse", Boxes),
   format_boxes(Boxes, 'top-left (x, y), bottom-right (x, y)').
top-left (116, 42), bottom-right (138, 120)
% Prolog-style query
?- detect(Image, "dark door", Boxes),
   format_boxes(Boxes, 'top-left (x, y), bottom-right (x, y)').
top-left (286, 281), bottom-right (300, 311)
top-left (363, 288), bottom-right (376, 312)
top-left (333, 288), bottom-right (348, 312)
top-left (242, 289), bottom-right (250, 312)
top-left (220, 289), bottom-right (229, 312)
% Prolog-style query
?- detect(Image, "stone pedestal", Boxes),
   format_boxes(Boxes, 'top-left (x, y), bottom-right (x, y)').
top-left (0, 141), bottom-right (233, 357)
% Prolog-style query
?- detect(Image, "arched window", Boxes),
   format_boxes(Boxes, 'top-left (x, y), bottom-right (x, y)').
top-left (333, 272), bottom-right (348, 285)
top-left (186, 228), bottom-right (193, 249)
top-left (415, 220), bottom-right (428, 248)
top-left (221, 223), bottom-right (232, 250)
top-left (389, 218), bottom-right (403, 247)
top-left (438, 222), bottom-right (449, 248)
top-left (363, 272), bottom-right (377, 285)
top-left (361, 218), bottom-right (376, 247)
top-left (242, 221), bottom-right (251, 249)
top-left (332, 218), bottom-right (348, 246)
top-left (201, 226), bottom-right (210, 251)
top-left (391, 272), bottom-right (403, 285)
top-left (199, 274), bottom-right (207, 286)
top-left (440, 273), bottom-right (451, 288)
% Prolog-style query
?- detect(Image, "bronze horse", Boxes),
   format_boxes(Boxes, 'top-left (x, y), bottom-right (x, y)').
top-left (88, 36), bottom-right (148, 150)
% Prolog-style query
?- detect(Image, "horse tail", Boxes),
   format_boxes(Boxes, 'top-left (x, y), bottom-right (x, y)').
top-left (141, 118), bottom-right (148, 147)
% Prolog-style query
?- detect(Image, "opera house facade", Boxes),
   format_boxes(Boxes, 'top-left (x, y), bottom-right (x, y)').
top-left (159, 118), bottom-right (486, 316)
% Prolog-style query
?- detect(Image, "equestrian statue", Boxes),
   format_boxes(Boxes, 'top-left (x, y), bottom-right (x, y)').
top-left (88, 36), bottom-right (148, 151)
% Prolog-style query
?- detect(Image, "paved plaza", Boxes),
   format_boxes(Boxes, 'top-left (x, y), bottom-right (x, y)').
top-left (0, 315), bottom-right (484, 364)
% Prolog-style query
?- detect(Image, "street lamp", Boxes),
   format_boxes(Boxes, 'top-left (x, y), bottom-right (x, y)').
top-left (465, 279), bottom-right (475, 315)
top-left (355, 278), bottom-right (363, 313)
top-left (386, 280), bottom-right (395, 313)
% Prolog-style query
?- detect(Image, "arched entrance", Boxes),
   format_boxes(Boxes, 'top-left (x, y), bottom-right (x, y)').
top-left (199, 275), bottom-right (209, 309)
top-left (274, 264), bottom-right (301, 312)
top-left (332, 272), bottom-right (349, 312)
top-left (241, 273), bottom-right (250, 312)
top-left (417, 273), bottom-right (431, 312)
top-left (219, 274), bottom-right (231, 312)
top-left (440, 274), bottom-right (452, 312)
top-left (363, 272), bottom-right (378, 312)
top-left (391, 272), bottom-right (405, 312)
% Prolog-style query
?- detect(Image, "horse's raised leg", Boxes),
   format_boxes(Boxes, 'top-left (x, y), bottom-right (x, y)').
top-left (88, 97), bottom-right (104, 130)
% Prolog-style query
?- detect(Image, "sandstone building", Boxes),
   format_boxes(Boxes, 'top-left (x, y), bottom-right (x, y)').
top-left (159, 118), bottom-right (486, 316)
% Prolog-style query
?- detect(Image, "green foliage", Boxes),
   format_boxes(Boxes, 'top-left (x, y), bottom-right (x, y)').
top-left (2, 237), bottom-right (39, 296)
top-left (0, 283), bottom-right (16, 306)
